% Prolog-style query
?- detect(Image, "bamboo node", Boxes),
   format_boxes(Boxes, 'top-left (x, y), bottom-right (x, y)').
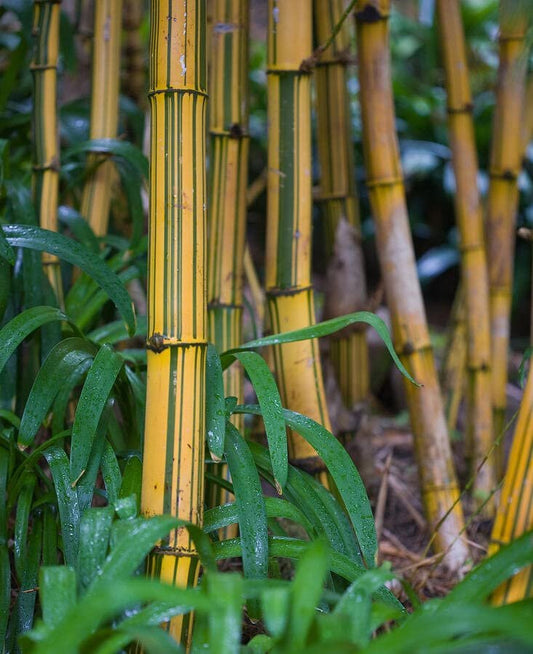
top-left (355, 5), bottom-right (388, 23)
top-left (146, 332), bottom-right (170, 353)
top-left (446, 103), bottom-right (473, 114)
top-left (229, 123), bottom-right (243, 138)
top-left (266, 285), bottom-right (312, 298)
top-left (365, 175), bottom-right (403, 189)
top-left (489, 169), bottom-right (518, 181)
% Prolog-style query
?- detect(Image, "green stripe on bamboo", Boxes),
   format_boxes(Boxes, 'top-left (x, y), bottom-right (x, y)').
top-left (266, 0), bottom-right (332, 467)
top-left (142, 1), bottom-right (207, 646)
top-left (314, 0), bottom-right (369, 414)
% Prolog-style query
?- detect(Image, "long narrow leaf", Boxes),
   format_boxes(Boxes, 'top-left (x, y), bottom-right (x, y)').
top-left (70, 345), bottom-right (123, 483)
top-left (206, 343), bottom-right (226, 460)
top-left (222, 311), bottom-right (418, 386)
top-left (0, 306), bottom-right (73, 375)
top-left (224, 423), bottom-right (268, 580)
top-left (2, 225), bottom-right (136, 335)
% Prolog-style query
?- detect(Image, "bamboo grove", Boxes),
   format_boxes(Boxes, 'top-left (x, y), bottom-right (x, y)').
top-left (0, 0), bottom-right (532, 649)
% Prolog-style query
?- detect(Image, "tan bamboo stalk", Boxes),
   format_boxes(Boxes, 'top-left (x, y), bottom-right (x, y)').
top-left (122, 0), bottom-right (146, 106)
top-left (354, 0), bottom-right (469, 570)
top-left (79, 0), bottom-right (122, 237)
top-left (266, 0), bottom-right (332, 472)
top-left (206, 0), bottom-right (249, 535)
top-left (436, 0), bottom-right (495, 509)
top-left (141, 1), bottom-right (207, 645)
top-left (486, 0), bottom-right (529, 445)
top-left (314, 0), bottom-right (369, 413)
top-left (489, 360), bottom-right (533, 604)
top-left (31, 0), bottom-right (63, 305)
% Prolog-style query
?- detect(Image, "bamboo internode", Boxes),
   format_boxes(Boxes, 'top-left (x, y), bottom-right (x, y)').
top-left (355, 0), bottom-right (469, 570)
top-left (436, 0), bottom-right (495, 510)
top-left (266, 0), bottom-right (332, 466)
top-left (142, 1), bottom-right (207, 645)
top-left (80, 0), bottom-right (122, 238)
top-left (31, 0), bottom-right (63, 304)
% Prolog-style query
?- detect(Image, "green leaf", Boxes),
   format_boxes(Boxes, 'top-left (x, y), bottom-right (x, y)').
top-left (285, 540), bottom-right (329, 649)
top-left (86, 515), bottom-right (181, 596)
top-left (222, 311), bottom-right (419, 386)
top-left (224, 423), bottom-right (269, 581)
top-left (77, 507), bottom-right (114, 593)
top-left (18, 337), bottom-right (97, 448)
top-left (444, 530), bottom-right (533, 605)
top-left (14, 472), bottom-right (36, 581)
top-left (2, 225), bottom-right (136, 335)
top-left (206, 573), bottom-right (243, 654)
top-left (118, 455), bottom-right (142, 512)
top-left (206, 344), bottom-right (226, 460)
top-left (238, 406), bottom-right (377, 569)
top-left (57, 205), bottom-right (100, 254)
top-left (228, 351), bottom-right (288, 492)
top-left (100, 442), bottom-right (122, 506)
top-left (70, 345), bottom-right (123, 484)
top-left (64, 138), bottom-right (149, 178)
top-left (40, 566), bottom-right (77, 627)
top-left (88, 315), bottom-right (148, 345)
top-left (44, 446), bottom-right (81, 568)
top-left (0, 306), bottom-right (73, 376)
top-left (0, 228), bottom-right (15, 265)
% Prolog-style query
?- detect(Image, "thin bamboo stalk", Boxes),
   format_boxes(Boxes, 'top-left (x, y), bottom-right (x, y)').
top-left (441, 283), bottom-right (467, 433)
top-left (486, 0), bottom-right (529, 446)
top-left (206, 0), bottom-right (249, 536)
top-left (31, 0), bottom-right (63, 305)
top-left (266, 0), bottom-right (332, 471)
top-left (141, 1), bottom-right (207, 645)
top-left (489, 361), bottom-right (533, 604)
top-left (355, 0), bottom-right (469, 570)
top-left (436, 0), bottom-right (495, 510)
top-left (80, 0), bottom-right (123, 238)
top-left (207, 0), bottom-right (249, 395)
top-left (314, 0), bottom-right (369, 413)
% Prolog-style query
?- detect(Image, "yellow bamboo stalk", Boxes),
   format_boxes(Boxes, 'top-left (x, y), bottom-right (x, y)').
top-left (314, 0), bottom-right (369, 413)
top-left (80, 0), bottom-right (122, 238)
top-left (206, 0), bottom-right (249, 536)
top-left (436, 0), bottom-right (495, 510)
top-left (486, 0), bottom-right (529, 446)
top-left (489, 360), bottom-right (533, 604)
top-left (266, 0), bottom-right (332, 471)
top-left (31, 0), bottom-right (63, 305)
top-left (355, 0), bottom-right (469, 570)
top-left (141, 2), bottom-right (207, 645)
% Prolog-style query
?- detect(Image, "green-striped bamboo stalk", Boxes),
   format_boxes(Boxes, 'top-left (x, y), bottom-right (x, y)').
top-left (355, 0), bottom-right (469, 570)
top-left (436, 0), bottom-right (495, 509)
top-left (31, 0), bottom-right (63, 305)
top-left (489, 360), bottom-right (533, 604)
top-left (207, 0), bottom-right (249, 405)
top-left (206, 0), bottom-right (249, 533)
top-left (266, 0), bottom-right (332, 472)
top-left (486, 0), bottom-right (529, 445)
top-left (141, 1), bottom-right (207, 645)
top-left (314, 0), bottom-right (369, 416)
top-left (79, 0), bottom-right (123, 238)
